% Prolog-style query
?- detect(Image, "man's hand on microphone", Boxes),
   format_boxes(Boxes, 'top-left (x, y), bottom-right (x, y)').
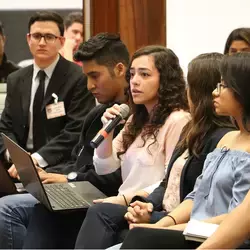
top-left (101, 104), bottom-right (126, 125)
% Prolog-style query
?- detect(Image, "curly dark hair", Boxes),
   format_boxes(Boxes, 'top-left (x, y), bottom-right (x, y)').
top-left (118, 45), bottom-right (188, 157)
top-left (177, 53), bottom-right (234, 157)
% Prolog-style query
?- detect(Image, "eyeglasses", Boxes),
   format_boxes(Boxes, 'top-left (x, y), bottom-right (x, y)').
top-left (28, 33), bottom-right (61, 44)
top-left (216, 82), bottom-right (227, 94)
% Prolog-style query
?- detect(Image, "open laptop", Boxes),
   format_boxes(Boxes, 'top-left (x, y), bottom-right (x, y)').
top-left (0, 162), bottom-right (25, 197)
top-left (2, 133), bottom-right (107, 212)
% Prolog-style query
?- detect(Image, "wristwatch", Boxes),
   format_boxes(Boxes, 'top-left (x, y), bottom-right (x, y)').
top-left (66, 172), bottom-right (78, 182)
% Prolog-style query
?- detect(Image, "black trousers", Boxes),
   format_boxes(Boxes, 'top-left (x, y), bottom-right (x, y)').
top-left (23, 204), bottom-right (86, 249)
top-left (121, 227), bottom-right (201, 249)
top-left (75, 203), bottom-right (129, 249)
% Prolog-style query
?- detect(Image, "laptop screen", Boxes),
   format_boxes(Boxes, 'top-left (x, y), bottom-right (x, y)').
top-left (2, 133), bottom-right (51, 210)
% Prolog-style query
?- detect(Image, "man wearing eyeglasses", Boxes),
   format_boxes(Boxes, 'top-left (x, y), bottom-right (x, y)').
top-left (0, 11), bottom-right (95, 174)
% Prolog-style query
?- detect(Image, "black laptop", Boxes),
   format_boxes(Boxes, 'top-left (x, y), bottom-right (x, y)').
top-left (2, 133), bottom-right (107, 211)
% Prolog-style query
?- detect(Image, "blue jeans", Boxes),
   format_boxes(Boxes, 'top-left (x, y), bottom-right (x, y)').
top-left (0, 193), bottom-right (38, 249)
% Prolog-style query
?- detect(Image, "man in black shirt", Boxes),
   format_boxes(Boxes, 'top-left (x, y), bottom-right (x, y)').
top-left (0, 21), bottom-right (19, 83)
top-left (39, 32), bottom-right (130, 195)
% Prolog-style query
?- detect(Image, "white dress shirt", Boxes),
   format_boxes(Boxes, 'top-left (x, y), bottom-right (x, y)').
top-left (27, 55), bottom-right (60, 167)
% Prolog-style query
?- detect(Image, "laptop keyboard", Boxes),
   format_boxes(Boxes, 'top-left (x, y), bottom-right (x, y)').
top-left (44, 184), bottom-right (88, 210)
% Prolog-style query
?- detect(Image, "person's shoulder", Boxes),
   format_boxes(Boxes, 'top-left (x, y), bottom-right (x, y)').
top-left (60, 56), bottom-right (82, 75)
top-left (7, 64), bottom-right (32, 80)
top-left (166, 109), bottom-right (191, 124)
top-left (217, 130), bottom-right (239, 148)
top-left (202, 127), bottom-right (236, 152)
top-left (169, 109), bottom-right (190, 119)
top-left (87, 103), bottom-right (122, 120)
top-left (84, 104), bottom-right (119, 131)
top-left (5, 59), bottom-right (20, 72)
top-left (208, 127), bottom-right (235, 141)
top-left (57, 57), bottom-right (87, 89)
top-left (89, 103), bottom-right (109, 116)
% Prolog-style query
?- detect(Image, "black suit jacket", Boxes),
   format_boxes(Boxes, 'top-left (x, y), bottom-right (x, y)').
top-left (0, 56), bottom-right (95, 166)
top-left (46, 103), bottom-right (124, 196)
top-left (131, 127), bottom-right (233, 222)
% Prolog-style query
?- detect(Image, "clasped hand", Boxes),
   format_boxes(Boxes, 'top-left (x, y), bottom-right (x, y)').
top-left (124, 201), bottom-right (153, 225)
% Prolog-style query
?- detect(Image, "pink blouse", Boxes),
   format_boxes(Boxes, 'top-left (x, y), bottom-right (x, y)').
top-left (93, 110), bottom-right (190, 195)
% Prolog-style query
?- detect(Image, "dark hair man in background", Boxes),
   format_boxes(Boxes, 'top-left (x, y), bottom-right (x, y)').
top-left (0, 11), bottom-right (95, 174)
top-left (60, 12), bottom-right (83, 65)
top-left (0, 21), bottom-right (19, 83)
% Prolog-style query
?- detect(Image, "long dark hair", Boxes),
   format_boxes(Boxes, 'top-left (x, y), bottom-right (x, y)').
top-left (118, 45), bottom-right (188, 157)
top-left (224, 28), bottom-right (250, 54)
top-left (220, 52), bottom-right (250, 132)
top-left (178, 53), bottom-right (233, 156)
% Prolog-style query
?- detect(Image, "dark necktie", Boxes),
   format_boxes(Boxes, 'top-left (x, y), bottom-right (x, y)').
top-left (33, 70), bottom-right (46, 151)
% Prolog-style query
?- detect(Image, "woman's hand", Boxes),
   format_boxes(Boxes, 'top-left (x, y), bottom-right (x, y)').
top-left (101, 104), bottom-right (125, 125)
top-left (167, 223), bottom-right (187, 231)
top-left (129, 222), bottom-right (163, 230)
top-left (124, 201), bottom-right (153, 224)
top-left (129, 222), bottom-right (187, 231)
top-left (93, 196), bottom-right (126, 205)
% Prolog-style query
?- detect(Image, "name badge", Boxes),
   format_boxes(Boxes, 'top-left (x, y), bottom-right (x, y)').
top-left (46, 102), bottom-right (66, 119)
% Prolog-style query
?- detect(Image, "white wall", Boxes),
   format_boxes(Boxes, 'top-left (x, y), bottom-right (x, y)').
top-left (167, 0), bottom-right (250, 75)
top-left (0, 0), bottom-right (82, 9)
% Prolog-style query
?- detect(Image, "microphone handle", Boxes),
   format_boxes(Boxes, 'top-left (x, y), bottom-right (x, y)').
top-left (90, 135), bottom-right (104, 148)
top-left (90, 115), bottom-right (122, 148)
top-left (104, 115), bottom-right (122, 133)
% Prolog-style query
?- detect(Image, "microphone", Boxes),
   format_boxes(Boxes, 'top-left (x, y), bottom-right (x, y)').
top-left (90, 104), bottom-right (130, 148)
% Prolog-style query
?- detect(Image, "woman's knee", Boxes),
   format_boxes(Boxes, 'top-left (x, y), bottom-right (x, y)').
top-left (87, 203), bottom-right (127, 219)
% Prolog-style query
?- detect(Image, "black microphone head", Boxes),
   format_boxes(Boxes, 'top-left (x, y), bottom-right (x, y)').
top-left (119, 104), bottom-right (130, 119)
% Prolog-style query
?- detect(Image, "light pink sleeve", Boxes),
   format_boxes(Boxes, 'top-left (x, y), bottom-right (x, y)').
top-left (163, 111), bottom-right (190, 166)
top-left (112, 115), bottom-right (133, 153)
top-left (93, 115), bottom-right (133, 175)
